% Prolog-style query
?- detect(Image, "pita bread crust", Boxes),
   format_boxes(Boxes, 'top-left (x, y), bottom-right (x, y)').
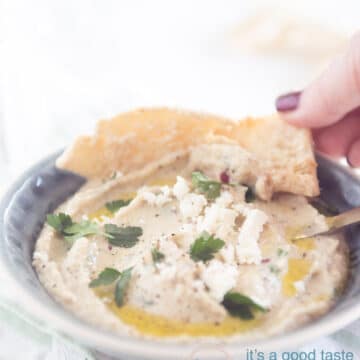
top-left (56, 108), bottom-right (319, 197)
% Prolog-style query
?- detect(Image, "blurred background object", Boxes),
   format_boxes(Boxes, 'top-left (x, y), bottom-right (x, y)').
top-left (227, 8), bottom-right (347, 62)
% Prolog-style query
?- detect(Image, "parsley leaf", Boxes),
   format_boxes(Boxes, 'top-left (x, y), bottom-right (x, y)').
top-left (46, 213), bottom-right (99, 245)
top-left (105, 199), bottom-right (132, 213)
top-left (89, 267), bottom-right (133, 308)
top-left (89, 267), bottom-right (121, 288)
top-left (46, 213), bottom-right (73, 233)
top-left (104, 224), bottom-right (143, 248)
top-left (190, 231), bottom-right (225, 262)
top-left (47, 213), bottom-right (143, 249)
top-left (222, 291), bottom-right (266, 320)
top-left (63, 220), bottom-right (99, 244)
top-left (191, 171), bottom-right (221, 200)
top-left (151, 248), bottom-right (165, 263)
top-left (115, 267), bottom-right (132, 306)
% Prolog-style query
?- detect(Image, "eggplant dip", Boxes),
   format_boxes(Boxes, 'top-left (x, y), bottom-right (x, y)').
top-left (33, 108), bottom-right (348, 341)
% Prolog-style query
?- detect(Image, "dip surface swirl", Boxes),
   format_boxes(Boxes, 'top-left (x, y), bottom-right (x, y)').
top-left (33, 142), bottom-right (349, 341)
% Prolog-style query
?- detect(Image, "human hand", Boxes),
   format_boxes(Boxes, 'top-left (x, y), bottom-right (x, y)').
top-left (275, 33), bottom-right (360, 166)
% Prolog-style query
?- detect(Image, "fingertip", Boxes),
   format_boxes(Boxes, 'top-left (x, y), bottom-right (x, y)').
top-left (275, 91), bottom-right (307, 126)
top-left (276, 90), bottom-right (326, 128)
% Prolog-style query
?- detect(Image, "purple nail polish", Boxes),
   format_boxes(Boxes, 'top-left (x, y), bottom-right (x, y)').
top-left (275, 91), bottom-right (301, 112)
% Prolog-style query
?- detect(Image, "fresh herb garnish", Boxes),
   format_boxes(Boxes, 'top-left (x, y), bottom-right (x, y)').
top-left (104, 224), bottom-right (143, 248)
top-left (245, 186), bottom-right (256, 203)
top-left (89, 267), bottom-right (133, 308)
top-left (46, 213), bottom-right (99, 245)
top-left (105, 199), bottom-right (132, 213)
top-left (115, 267), bottom-right (132, 306)
top-left (47, 213), bottom-right (143, 248)
top-left (62, 220), bottom-right (99, 243)
top-left (46, 213), bottom-right (73, 232)
top-left (309, 197), bottom-right (339, 216)
top-left (89, 267), bottom-right (121, 288)
top-left (222, 291), bottom-right (266, 320)
top-left (191, 171), bottom-right (221, 200)
top-left (190, 231), bottom-right (225, 262)
top-left (151, 248), bottom-right (165, 263)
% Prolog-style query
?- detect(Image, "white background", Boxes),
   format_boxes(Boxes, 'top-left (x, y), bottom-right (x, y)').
top-left (0, 0), bottom-right (360, 358)
top-left (1, 0), bottom-right (360, 187)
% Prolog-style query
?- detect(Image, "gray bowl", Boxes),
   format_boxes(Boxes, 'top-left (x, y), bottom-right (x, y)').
top-left (1, 152), bottom-right (360, 360)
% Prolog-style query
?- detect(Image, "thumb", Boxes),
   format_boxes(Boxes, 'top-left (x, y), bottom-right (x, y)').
top-left (276, 32), bottom-right (360, 128)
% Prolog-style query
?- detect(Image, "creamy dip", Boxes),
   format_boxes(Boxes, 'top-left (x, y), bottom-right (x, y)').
top-left (33, 143), bottom-right (348, 341)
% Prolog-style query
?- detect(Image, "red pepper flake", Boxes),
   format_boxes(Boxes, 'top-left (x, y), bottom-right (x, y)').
top-left (262, 258), bottom-right (270, 263)
top-left (108, 245), bottom-right (113, 251)
top-left (220, 171), bottom-right (230, 184)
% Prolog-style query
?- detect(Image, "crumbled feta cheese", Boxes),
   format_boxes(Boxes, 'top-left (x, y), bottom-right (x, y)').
top-left (236, 269), bottom-right (276, 308)
top-left (197, 203), bottom-right (237, 239)
top-left (140, 189), bottom-right (157, 204)
top-left (192, 279), bottom-right (206, 292)
top-left (158, 237), bottom-right (183, 261)
top-left (179, 193), bottom-right (207, 219)
top-left (215, 191), bottom-right (233, 207)
top-left (220, 244), bottom-right (236, 264)
top-left (86, 242), bottom-right (98, 268)
top-left (156, 186), bottom-right (172, 206)
top-left (261, 270), bottom-right (281, 304)
top-left (173, 176), bottom-right (189, 199)
top-left (201, 260), bottom-right (238, 302)
top-left (236, 209), bottom-right (268, 264)
top-left (155, 264), bottom-right (178, 281)
top-left (161, 186), bottom-right (171, 197)
top-left (139, 186), bottom-right (172, 206)
top-left (233, 203), bottom-right (252, 216)
top-left (197, 203), bottom-right (220, 234)
top-left (247, 287), bottom-right (271, 308)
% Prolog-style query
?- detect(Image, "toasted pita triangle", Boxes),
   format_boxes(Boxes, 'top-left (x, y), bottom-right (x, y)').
top-left (56, 108), bottom-right (319, 197)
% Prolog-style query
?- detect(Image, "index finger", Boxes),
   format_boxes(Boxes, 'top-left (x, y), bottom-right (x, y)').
top-left (277, 32), bottom-right (360, 128)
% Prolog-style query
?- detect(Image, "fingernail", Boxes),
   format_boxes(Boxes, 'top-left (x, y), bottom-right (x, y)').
top-left (275, 91), bottom-right (301, 112)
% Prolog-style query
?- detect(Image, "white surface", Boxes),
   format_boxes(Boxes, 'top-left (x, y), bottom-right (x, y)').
top-left (0, 0), bottom-right (360, 358)
top-left (1, 0), bottom-right (359, 184)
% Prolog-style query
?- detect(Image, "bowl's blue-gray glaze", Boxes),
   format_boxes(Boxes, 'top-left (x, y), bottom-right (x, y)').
top-left (0, 152), bottom-right (360, 359)
top-left (0, 152), bottom-right (86, 311)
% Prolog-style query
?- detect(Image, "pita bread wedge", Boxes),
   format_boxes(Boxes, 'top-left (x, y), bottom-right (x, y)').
top-left (56, 108), bottom-right (319, 197)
